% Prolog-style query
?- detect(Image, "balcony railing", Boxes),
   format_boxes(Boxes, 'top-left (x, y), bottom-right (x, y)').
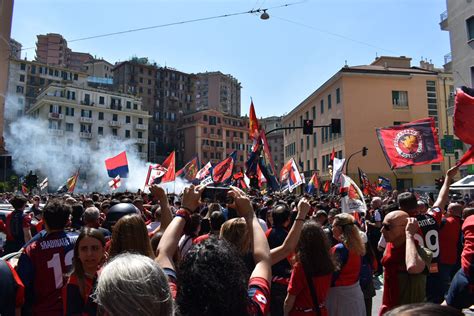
top-left (48, 129), bottom-right (63, 136)
top-left (209, 134), bottom-right (219, 139)
top-left (48, 112), bottom-right (64, 120)
top-left (80, 117), bottom-right (94, 124)
top-left (79, 132), bottom-right (92, 139)
top-left (138, 152), bottom-right (148, 160)
top-left (135, 124), bottom-right (147, 130)
top-left (108, 121), bottom-right (122, 127)
top-left (440, 10), bottom-right (448, 30)
top-left (136, 138), bottom-right (148, 144)
top-left (202, 145), bottom-right (211, 150)
top-left (232, 137), bottom-right (240, 142)
top-left (440, 10), bottom-right (448, 23)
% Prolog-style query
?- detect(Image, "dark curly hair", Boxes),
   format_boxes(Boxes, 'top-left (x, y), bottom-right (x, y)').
top-left (176, 237), bottom-right (250, 316)
top-left (296, 220), bottom-right (337, 276)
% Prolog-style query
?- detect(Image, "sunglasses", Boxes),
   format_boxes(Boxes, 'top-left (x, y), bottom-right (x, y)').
top-left (382, 223), bottom-right (405, 231)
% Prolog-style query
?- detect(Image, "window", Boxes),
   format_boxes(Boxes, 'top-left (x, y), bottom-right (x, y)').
top-left (226, 130), bottom-right (230, 137)
top-left (209, 116), bottom-right (217, 125)
top-left (98, 126), bottom-right (103, 135)
top-left (98, 112), bottom-right (104, 120)
top-left (65, 123), bottom-right (73, 132)
top-left (203, 115), bottom-right (208, 121)
top-left (392, 91), bottom-right (408, 107)
top-left (312, 106), bottom-right (316, 119)
top-left (133, 103), bottom-right (138, 110)
top-left (20, 63), bottom-right (26, 70)
top-left (124, 130), bottom-right (130, 138)
top-left (113, 114), bottom-right (118, 121)
top-left (19, 74), bottom-right (25, 82)
top-left (328, 94), bottom-right (332, 109)
top-left (99, 96), bottom-right (105, 105)
top-left (138, 118), bottom-right (143, 124)
top-left (306, 135), bottom-right (310, 149)
top-left (336, 88), bottom-right (341, 103)
top-left (313, 158), bottom-right (318, 171)
top-left (467, 16), bottom-right (474, 41)
top-left (16, 86), bottom-right (24, 93)
top-left (112, 128), bottom-right (118, 136)
top-left (313, 132), bottom-right (317, 146)
top-left (301, 138), bottom-right (303, 151)
top-left (320, 99), bottom-right (324, 114)
top-left (203, 127), bottom-right (207, 134)
top-left (126, 116), bottom-right (131, 124)
top-left (431, 164), bottom-right (441, 171)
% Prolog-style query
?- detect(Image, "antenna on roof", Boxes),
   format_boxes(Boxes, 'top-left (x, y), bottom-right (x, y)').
top-left (375, 52), bottom-right (378, 58)
top-left (344, 60), bottom-right (348, 67)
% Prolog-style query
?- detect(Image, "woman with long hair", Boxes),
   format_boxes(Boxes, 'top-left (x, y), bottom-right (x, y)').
top-left (284, 221), bottom-right (337, 316)
top-left (64, 228), bottom-right (105, 316)
top-left (108, 214), bottom-right (155, 259)
top-left (327, 213), bottom-right (366, 316)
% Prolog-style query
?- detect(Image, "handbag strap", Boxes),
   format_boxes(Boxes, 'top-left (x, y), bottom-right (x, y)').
top-left (303, 265), bottom-right (322, 316)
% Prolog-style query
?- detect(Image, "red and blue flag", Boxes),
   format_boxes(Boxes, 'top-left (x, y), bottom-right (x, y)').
top-left (212, 151), bottom-right (236, 184)
top-left (105, 151), bottom-right (129, 178)
top-left (376, 118), bottom-right (443, 169)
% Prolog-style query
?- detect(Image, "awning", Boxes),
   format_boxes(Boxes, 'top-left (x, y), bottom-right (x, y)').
top-left (450, 175), bottom-right (474, 190)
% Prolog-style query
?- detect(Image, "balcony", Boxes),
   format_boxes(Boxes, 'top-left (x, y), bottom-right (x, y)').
top-left (48, 112), bottom-right (64, 120)
top-left (443, 52), bottom-right (452, 71)
top-left (209, 134), bottom-right (219, 139)
top-left (48, 129), bottom-right (63, 136)
top-left (440, 10), bottom-right (448, 30)
top-left (79, 132), bottom-right (92, 139)
top-left (136, 138), bottom-right (148, 144)
top-left (135, 123), bottom-right (147, 130)
top-left (108, 120), bottom-right (122, 127)
top-left (138, 152), bottom-right (148, 160)
top-left (80, 117), bottom-right (94, 124)
top-left (232, 137), bottom-right (240, 142)
top-left (202, 145), bottom-right (211, 151)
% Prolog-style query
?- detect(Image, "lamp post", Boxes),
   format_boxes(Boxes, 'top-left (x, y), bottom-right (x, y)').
top-left (345, 147), bottom-right (368, 176)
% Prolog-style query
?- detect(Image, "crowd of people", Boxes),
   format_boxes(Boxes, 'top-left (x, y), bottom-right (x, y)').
top-left (0, 165), bottom-right (473, 316)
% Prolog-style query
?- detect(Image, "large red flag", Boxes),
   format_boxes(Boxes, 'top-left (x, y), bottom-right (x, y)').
top-left (454, 88), bottom-right (474, 145)
top-left (212, 151), bottom-right (236, 184)
top-left (456, 146), bottom-right (474, 167)
top-left (249, 101), bottom-right (260, 140)
top-left (376, 118), bottom-right (443, 169)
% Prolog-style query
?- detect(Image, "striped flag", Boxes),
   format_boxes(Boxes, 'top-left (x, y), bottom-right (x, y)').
top-left (40, 178), bottom-right (48, 191)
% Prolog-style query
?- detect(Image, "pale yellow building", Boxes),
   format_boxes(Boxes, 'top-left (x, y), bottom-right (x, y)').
top-left (283, 56), bottom-right (453, 191)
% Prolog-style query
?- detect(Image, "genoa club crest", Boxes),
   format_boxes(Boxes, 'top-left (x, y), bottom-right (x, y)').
top-left (376, 118), bottom-right (443, 169)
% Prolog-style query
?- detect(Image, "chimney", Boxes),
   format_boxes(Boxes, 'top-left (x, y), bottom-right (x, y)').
top-left (371, 56), bottom-right (411, 68)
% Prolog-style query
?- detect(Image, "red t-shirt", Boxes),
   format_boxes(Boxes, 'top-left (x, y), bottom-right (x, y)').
top-left (331, 243), bottom-right (361, 287)
top-left (439, 216), bottom-right (461, 265)
top-left (461, 216), bottom-right (474, 277)
top-left (6, 210), bottom-right (31, 242)
top-left (287, 262), bottom-right (331, 316)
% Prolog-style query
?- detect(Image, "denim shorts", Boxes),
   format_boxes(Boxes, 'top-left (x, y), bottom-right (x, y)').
top-left (445, 268), bottom-right (474, 310)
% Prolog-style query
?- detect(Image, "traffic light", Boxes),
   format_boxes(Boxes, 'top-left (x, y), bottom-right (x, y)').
top-left (362, 147), bottom-right (368, 156)
top-left (303, 120), bottom-right (313, 135)
top-left (331, 119), bottom-right (341, 134)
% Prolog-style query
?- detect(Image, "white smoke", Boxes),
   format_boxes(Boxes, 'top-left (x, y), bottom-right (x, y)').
top-left (3, 115), bottom-right (177, 193)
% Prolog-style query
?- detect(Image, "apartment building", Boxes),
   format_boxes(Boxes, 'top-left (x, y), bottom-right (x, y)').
top-left (113, 58), bottom-right (196, 163)
top-left (260, 116), bottom-right (285, 172)
top-left (35, 33), bottom-right (93, 71)
top-left (10, 39), bottom-right (22, 59)
top-left (27, 83), bottom-right (150, 161)
top-left (440, 0), bottom-right (474, 89)
top-left (6, 58), bottom-right (88, 123)
top-left (283, 56), bottom-right (453, 190)
top-left (178, 109), bottom-right (249, 171)
top-left (195, 72), bottom-right (241, 117)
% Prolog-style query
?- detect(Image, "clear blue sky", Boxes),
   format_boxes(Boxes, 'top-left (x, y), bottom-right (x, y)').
top-left (11, 0), bottom-right (450, 117)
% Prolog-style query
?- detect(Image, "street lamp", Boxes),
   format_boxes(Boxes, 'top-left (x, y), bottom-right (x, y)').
top-left (260, 10), bottom-right (270, 20)
top-left (345, 146), bottom-right (368, 175)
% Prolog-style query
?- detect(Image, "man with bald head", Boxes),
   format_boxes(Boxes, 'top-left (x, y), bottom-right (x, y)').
top-left (439, 202), bottom-right (463, 297)
top-left (379, 211), bottom-right (432, 315)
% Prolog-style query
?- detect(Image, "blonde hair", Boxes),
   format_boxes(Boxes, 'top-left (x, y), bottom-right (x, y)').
top-left (219, 218), bottom-right (250, 255)
top-left (333, 213), bottom-right (365, 256)
top-left (109, 214), bottom-right (155, 259)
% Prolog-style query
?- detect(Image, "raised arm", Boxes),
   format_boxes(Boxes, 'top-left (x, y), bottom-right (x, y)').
top-left (434, 166), bottom-right (458, 210)
top-left (230, 186), bottom-right (271, 283)
top-left (270, 198), bottom-right (310, 265)
top-left (149, 185), bottom-right (172, 232)
top-left (405, 218), bottom-right (428, 274)
top-left (155, 185), bottom-right (203, 270)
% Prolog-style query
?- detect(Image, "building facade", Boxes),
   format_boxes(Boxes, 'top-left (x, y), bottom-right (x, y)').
top-left (113, 58), bottom-right (196, 163)
top-left (178, 109), bottom-right (249, 171)
top-left (260, 116), bottom-right (285, 172)
top-left (27, 83), bottom-right (150, 161)
top-left (195, 72), bottom-right (241, 117)
top-left (283, 56), bottom-right (453, 191)
top-left (440, 0), bottom-right (474, 88)
top-left (9, 38), bottom-right (22, 59)
top-left (35, 33), bottom-right (93, 71)
top-left (6, 58), bottom-right (88, 123)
